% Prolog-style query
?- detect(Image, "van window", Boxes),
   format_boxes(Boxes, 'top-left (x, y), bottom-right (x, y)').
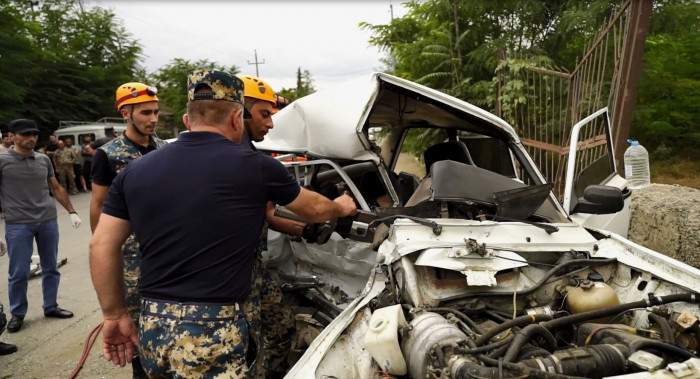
top-left (78, 134), bottom-right (96, 144)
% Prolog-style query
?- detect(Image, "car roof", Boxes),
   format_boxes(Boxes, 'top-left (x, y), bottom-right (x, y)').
top-left (255, 72), bottom-right (519, 161)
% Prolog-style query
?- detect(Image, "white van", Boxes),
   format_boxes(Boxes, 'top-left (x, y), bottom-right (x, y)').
top-left (53, 118), bottom-right (127, 145)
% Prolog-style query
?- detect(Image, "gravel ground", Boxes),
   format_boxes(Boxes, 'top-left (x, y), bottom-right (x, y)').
top-left (0, 192), bottom-right (130, 379)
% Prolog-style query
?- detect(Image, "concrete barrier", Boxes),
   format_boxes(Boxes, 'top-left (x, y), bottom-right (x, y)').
top-left (628, 184), bottom-right (700, 269)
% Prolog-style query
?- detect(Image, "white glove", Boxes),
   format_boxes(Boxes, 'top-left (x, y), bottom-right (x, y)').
top-left (69, 212), bottom-right (82, 228)
top-left (0, 237), bottom-right (7, 257)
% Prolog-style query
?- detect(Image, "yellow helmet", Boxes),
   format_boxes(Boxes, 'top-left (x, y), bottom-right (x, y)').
top-left (237, 75), bottom-right (278, 113)
top-left (115, 82), bottom-right (159, 110)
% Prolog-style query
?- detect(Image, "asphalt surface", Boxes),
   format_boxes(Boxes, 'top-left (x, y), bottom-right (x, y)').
top-left (0, 191), bottom-right (131, 378)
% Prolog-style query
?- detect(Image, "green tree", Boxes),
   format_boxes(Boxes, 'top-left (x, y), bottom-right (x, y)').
top-left (362, 0), bottom-right (699, 163)
top-left (278, 67), bottom-right (315, 101)
top-left (151, 58), bottom-right (239, 136)
top-left (0, 0), bottom-right (142, 137)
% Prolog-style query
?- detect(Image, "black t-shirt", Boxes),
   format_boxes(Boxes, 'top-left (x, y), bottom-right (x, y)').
top-left (91, 136), bottom-right (159, 186)
top-left (102, 132), bottom-right (301, 303)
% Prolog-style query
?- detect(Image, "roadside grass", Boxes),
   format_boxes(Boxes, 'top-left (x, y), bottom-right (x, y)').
top-left (651, 157), bottom-right (700, 189)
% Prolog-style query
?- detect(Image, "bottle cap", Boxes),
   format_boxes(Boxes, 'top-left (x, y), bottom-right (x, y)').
top-left (627, 139), bottom-right (639, 146)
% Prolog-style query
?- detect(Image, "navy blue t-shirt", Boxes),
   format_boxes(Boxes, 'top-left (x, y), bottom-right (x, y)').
top-left (102, 132), bottom-right (300, 303)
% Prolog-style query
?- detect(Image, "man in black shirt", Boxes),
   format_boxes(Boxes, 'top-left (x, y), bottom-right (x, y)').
top-left (89, 70), bottom-right (356, 377)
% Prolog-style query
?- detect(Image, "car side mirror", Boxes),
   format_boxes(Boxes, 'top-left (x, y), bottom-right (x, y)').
top-left (571, 185), bottom-right (624, 214)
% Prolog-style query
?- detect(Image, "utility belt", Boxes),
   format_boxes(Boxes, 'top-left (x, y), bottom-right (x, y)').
top-left (142, 298), bottom-right (245, 322)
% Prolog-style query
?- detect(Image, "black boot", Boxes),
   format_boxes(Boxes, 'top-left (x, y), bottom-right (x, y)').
top-left (0, 342), bottom-right (17, 355)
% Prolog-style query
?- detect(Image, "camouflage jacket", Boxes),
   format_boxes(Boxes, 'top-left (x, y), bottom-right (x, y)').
top-left (54, 148), bottom-right (74, 166)
top-left (98, 134), bottom-right (166, 176)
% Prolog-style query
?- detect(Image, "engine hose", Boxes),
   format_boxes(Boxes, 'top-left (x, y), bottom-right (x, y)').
top-left (440, 258), bottom-right (618, 304)
top-left (475, 313), bottom-right (553, 346)
top-left (431, 307), bottom-right (485, 334)
top-left (460, 340), bottom-right (588, 379)
top-left (454, 334), bottom-right (515, 355)
top-left (542, 293), bottom-right (700, 331)
top-left (648, 312), bottom-right (676, 344)
top-left (629, 339), bottom-right (697, 360)
top-left (502, 324), bottom-right (557, 362)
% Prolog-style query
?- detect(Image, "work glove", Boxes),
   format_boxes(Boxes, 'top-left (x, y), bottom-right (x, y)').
top-left (302, 223), bottom-right (335, 245)
top-left (69, 212), bottom-right (82, 228)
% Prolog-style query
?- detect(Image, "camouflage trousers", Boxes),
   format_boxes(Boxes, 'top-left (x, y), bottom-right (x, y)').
top-left (138, 298), bottom-right (251, 378)
top-left (246, 252), bottom-right (295, 377)
top-left (123, 235), bottom-right (142, 326)
top-left (56, 164), bottom-right (77, 193)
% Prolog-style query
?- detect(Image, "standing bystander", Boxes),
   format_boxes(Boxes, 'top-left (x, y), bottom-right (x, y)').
top-left (0, 131), bottom-right (12, 152)
top-left (0, 119), bottom-right (81, 334)
top-left (65, 137), bottom-right (87, 192)
top-left (89, 82), bottom-right (164, 378)
top-left (89, 70), bottom-right (357, 378)
top-left (53, 140), bottom-right (78, 195)
top-left (80, 135), bottom-right (94, 191)
top-left (43, 134), bottom-right (58, 160)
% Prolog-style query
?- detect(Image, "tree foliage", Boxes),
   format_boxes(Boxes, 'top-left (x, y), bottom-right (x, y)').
top-left (150, 58), bottom-right (240, 136)
top-left (362, 0), bottom-right (698, 158)
top-left (278, 67), bottom-right (316, 101)
top-left (0, 0), bottom-right (142, 140)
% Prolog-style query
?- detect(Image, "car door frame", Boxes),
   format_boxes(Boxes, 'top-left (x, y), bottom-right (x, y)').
top-left (562, 107), bottom-right (632, 237)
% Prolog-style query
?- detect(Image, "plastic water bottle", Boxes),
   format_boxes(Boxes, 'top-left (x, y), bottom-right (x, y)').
top-left (623, 139), bottom-right (650, 189)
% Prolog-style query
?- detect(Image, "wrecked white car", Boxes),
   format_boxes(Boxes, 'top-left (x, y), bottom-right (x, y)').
top-left (256, 73), bottom-right (700, 378)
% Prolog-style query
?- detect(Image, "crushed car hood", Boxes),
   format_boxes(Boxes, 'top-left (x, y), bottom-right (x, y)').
top-left (256, 73), bottom-right (520, 161)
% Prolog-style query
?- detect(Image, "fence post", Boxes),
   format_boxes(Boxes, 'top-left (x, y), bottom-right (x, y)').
top-left (611, 0), bottom-right (652, 170)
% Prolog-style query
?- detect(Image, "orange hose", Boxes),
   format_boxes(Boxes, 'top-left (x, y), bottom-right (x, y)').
top-left (69, 322), bottom-right (104, 379)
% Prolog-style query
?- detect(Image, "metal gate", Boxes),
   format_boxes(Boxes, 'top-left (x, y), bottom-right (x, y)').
top-left (497, 0), bottom-right (651, 198)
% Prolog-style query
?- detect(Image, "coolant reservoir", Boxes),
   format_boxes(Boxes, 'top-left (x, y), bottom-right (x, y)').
top-left (567, 279), bottom-right (620, 323)
top-left (363, 304), bottom-right (408, 375)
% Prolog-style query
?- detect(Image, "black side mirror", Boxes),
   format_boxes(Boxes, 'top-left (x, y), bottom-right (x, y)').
top-left (571, 185), bottom-right (624, 214)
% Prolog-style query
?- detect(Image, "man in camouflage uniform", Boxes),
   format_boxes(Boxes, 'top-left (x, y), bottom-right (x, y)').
top-left (238, 75), bottom-right (303, 377)
top-left (53, 140), bottom-right (78, 194)
top-left (89, 82), bottom-right (164, 378)
top-left (89, 69), bottom-right (357, 378)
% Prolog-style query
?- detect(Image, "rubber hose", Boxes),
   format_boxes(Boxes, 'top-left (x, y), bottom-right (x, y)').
top-left (454, 334), bottom-right (514, 355)
top-left (629, 339), bottom-right (696, 360)
top-left (475, 313), bottom-right (553, 346)
top-left (431, 307), bottom-right (484, 334)
top-left (460, 340), bottom-right (587, 379)
top-left (542, 293), bottom-right (699, 330)
top-left (502, 324), bottom-right (557, 362)
top-left (648, 312), bottom-right (676, 344)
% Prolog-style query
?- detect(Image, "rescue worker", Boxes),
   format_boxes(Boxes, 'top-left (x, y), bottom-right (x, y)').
top-left (238, 75), bottom-right (304, 377)
top-left (89, 69), bottom-right (357, 377)
top-left (89, 82), bottom-right (165, 378)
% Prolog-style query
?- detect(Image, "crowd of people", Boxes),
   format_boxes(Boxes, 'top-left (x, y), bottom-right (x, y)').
top-left (1, 71), bottom-right (356, 378)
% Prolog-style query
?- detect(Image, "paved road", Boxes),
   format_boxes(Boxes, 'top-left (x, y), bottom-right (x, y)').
top-left (0, 192), bottom-right (131, 378)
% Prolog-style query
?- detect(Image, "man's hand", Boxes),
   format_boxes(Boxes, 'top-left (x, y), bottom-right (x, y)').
top-left (333, 194), bottom-right (357, 218)
top-left (101, 312), bottom-right (139, 367)
top-left (69, 212), bottom-right (82, 228)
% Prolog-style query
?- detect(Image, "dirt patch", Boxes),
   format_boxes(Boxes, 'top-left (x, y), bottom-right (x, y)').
top-left (628, 183), bottom-right (700, 269)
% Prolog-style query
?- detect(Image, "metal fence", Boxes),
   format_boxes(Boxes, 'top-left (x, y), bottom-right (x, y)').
top-left (497, 0), bottom-right (635, 198)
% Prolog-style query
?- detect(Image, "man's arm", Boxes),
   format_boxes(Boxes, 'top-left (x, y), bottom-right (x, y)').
top-left (48, 176), bottom-right (76, 213)
top-left (266, 201), bottom-right (305, 236)
top-left (89, 213), bottom-right (137, 366)
top-left (284, 188), bottom-right (356, 223)
top-left (90, 184), bottom-right (110, 232)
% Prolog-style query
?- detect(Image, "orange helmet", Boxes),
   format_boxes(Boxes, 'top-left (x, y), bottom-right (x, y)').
top-left (237, 75), bottom-right (278, 113)
top-left (115, 82), bottom-right (159, 110)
